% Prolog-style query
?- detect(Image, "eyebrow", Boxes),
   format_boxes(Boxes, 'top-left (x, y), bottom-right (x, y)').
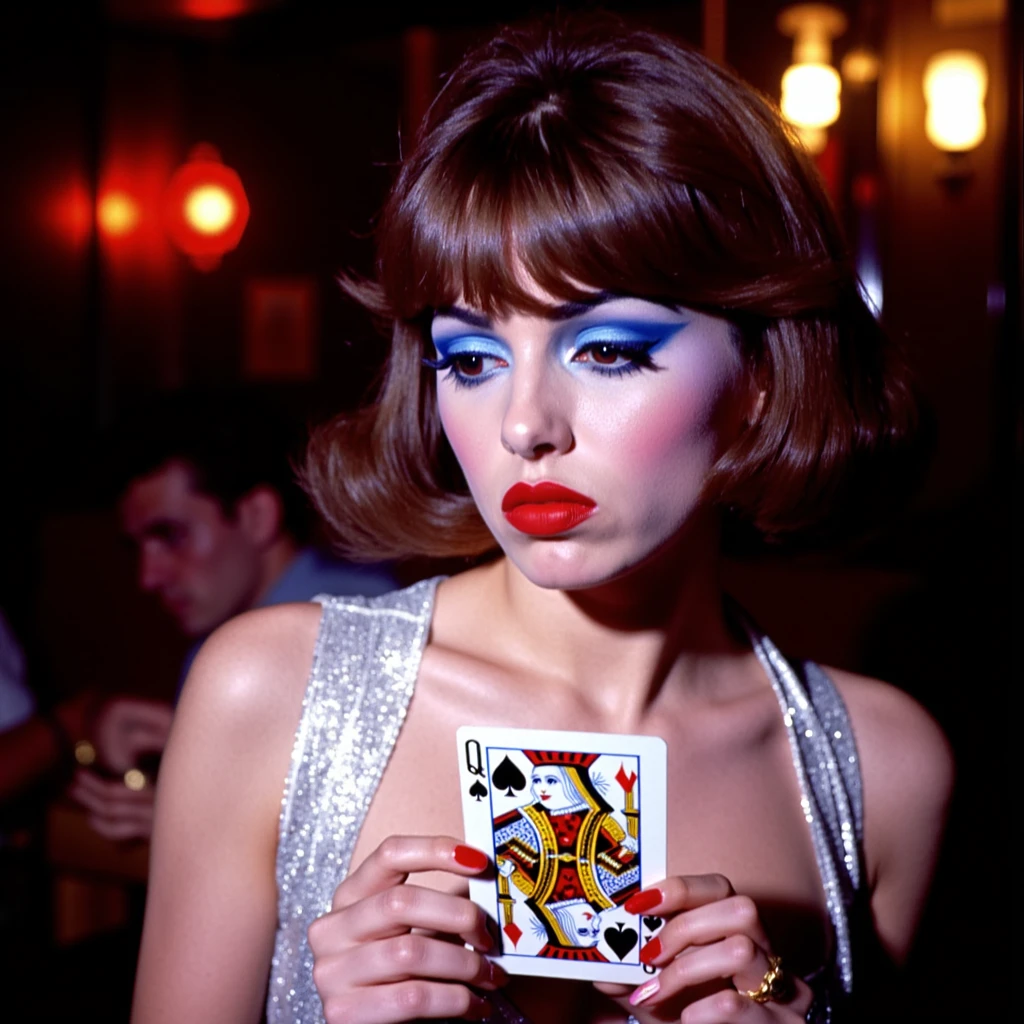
top-left (435, 290), bottom-right (662, 328)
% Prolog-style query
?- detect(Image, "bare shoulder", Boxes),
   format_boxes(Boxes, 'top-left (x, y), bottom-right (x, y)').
top-left (137, 602), bottom-right (324, 1023)
top-left (826, 668), bottom-right (954, 897)
top-left (172, 601), bottom-right (323, 758)
top-left (827, 668), bottom-right (954, 797)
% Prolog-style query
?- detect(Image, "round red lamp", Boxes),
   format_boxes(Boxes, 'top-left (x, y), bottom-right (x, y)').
top-left (164, 144), bottom-right (249, 270)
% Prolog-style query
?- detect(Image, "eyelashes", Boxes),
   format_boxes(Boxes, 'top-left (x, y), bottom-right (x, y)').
top-left (424, 336), bottom-right (671, 388)
top-left (423, 351), bottom-right (508, 388)
top-left (569, 339), bottom-right (663, 377)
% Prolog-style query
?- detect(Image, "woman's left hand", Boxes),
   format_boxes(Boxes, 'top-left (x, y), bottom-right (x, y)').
top-left (594, 874), bottom-right (813, 1022)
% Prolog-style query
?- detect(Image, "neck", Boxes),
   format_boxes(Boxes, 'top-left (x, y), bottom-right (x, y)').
top-left (492, 521), bottom-right (744, 724)
top-left (250, 535), bottom-right (300, 608)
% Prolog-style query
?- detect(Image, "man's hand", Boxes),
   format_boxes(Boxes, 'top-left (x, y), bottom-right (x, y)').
top-left (69, 767), bottom-right (156, 841)
top-left (67, 697), bottom-right (173, 842)
top-left (92, 697), bottom-right (173, 773)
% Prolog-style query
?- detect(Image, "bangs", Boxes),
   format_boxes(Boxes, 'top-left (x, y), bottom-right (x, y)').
top-left (384, 131), bottom-right (756, 323)
top-left (373, 19), bottom-right (845, 328)
top-left (397, 136), bottom-right (695, 318)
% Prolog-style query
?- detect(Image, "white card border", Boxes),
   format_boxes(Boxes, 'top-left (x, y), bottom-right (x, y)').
top-left (457, 725), bottom-right (667, 984)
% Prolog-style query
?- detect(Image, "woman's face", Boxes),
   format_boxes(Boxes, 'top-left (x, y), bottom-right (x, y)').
top-left (530, 769), bottom-right (575, 811)
top-left (432, 288), bottom-right (748, 590)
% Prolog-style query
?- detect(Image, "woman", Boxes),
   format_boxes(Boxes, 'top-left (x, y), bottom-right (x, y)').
top-left (133, 15), bottom-right (952, 1024)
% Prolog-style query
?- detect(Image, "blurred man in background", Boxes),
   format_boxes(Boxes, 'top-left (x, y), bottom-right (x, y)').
top-left (66, 391), bottom-right (397, 840)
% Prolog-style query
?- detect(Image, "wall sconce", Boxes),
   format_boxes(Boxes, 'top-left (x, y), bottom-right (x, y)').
top-left (777, 3), bottom-right (848, 154)
top-left (923, 50), bottom-right (988, 153)
top-left (163, 144), bottom-right (250, 271)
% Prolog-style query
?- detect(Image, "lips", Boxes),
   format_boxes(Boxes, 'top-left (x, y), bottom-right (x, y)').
top-left (501, 482), bottom-right (597, 537)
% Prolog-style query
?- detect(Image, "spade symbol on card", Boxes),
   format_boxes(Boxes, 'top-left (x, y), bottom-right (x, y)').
top-left (491, 756), bottom-right (527, 797)
top-left (643, 916), bottom-right (663, 934)
top-left (468, 780), bottom-right (488, 801)
top-left (604, 922), bottom-right (639, 961)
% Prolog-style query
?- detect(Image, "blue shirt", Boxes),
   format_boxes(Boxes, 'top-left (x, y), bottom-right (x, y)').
top-left (176, 549), bottom-right (398, 698)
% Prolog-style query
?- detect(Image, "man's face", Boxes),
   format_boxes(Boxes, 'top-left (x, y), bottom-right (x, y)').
top-left (119, 460), bottom-right (264, 637)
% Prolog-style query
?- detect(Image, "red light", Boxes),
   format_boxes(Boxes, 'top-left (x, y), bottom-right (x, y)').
top-left (164, 144), bottom-right (249, 271)
top-left (181, 0), bottom-right (250, 18)
top-left (97, 191), bottom-right (141, 236)
top-left (45, 179), bottom-right (92, 249)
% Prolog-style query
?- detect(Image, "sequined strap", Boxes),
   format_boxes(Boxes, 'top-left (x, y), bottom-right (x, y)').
top-left (741, 614), bottom-right (862, 999)
top-left (268, 578), bottom-right (442, 1023)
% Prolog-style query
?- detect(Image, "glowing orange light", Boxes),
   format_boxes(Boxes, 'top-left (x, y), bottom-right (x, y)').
top-left (97, 191), bottom-right (141, 236)
top-left (164, 144), bottom-right (249, 271)
top-left (184, 184), bottom-right (236, 234)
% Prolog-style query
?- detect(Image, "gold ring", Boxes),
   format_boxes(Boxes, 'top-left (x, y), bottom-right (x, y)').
top-left (74, 740), bottom-right (97, 767)
top-left (742, 954), bottom-right (788, 1004)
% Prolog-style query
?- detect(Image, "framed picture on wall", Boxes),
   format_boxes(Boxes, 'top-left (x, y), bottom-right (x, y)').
top-left (244, 277), bottom-right (317, 379)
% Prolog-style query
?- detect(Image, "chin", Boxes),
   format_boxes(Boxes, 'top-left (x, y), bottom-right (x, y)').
top-left (177, 611), bottom-right (216, 638)
top-left (506, 537), bottom-right (637, 592)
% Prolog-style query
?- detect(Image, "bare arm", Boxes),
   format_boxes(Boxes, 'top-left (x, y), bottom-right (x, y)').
top-left (833, 671), bottom-right (954, 964)
top-left (132, 602), bottom-right (321, 1024)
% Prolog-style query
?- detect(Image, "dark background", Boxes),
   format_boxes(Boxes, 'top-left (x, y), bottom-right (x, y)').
top-left (0, 0), bottom-right (1019, 1019)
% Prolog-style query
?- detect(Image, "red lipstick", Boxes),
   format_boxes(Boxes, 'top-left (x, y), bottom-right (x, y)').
top-left (501, 482), bottom-right (597, 537)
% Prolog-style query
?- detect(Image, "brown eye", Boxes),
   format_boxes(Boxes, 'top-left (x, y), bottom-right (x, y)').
top-left (591, 344), bottom-right (619, 365)
top-left (454, 354), bottom-right (484, 376)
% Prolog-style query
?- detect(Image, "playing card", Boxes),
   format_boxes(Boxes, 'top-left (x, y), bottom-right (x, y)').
top-left (457, 725), bottom-right (667, 983)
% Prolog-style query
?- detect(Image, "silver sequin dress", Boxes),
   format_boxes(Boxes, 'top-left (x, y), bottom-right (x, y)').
top-left (267, 579), bottom-right (863, 1024)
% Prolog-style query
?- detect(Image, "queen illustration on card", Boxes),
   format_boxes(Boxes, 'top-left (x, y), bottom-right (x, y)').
top-left (493, 750), bottom-right (641, 962)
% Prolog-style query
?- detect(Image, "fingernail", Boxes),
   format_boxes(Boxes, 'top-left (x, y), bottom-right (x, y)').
top-left (629, 978), bottom-right (660, 1007)
top-left (454, 845), bottom-right (489, 871)
top-left (624, 888), bottom-right (662, 914)
top-left (639, 936), bottom-right (662, 964)
top-left (486, 960), bottom-right (508, 987)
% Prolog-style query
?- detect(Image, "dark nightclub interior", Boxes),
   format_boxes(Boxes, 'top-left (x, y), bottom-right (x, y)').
top-left (1, 0), bottom-right (1019, 1020)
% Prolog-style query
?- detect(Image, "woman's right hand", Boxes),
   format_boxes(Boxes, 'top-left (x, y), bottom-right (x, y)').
top-left (308, 836), bottom-right (506, 1024)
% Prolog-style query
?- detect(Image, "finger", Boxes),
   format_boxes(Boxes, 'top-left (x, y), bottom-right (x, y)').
top-left (633, 934), bottom-right (764, 1007)
top-left (679, 987), bottom-right (775, 1023)
top-left (86, 812), bottom-right (153, 842)
top-left (624, 873), bottom-right (735, 917)
top-left (319, 934), bottom-right (506, 990)
top-left (331, 837), bottom-right (489, 912)
top-left (119, 724), bottom-right (171, 751)
top-left (633, 936), bottom-right (809, 1015)
top-left (82, 794), bottom-right (155, 840)
top-left (70, 772), bottom-right (155, 810)
top-left (320, 979), bottom-right (491, 1024)
top-left (312, 885), bottom-right (493, 955)
top-left (102, 700), bottom-right (174, 731)
top-left (639, 895), bottom-right (770, 966)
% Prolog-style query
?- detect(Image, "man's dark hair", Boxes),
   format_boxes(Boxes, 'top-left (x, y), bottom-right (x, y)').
top-left (108, 390), bottom-right (312, 542)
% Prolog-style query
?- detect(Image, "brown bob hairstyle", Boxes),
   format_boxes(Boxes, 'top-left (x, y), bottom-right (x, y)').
top-left (305, 14), bottom-right (918, 561)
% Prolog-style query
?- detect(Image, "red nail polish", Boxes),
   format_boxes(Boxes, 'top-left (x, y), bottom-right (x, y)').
top-left (624, 888), bottom-right (662, 914)
top-left (639, 936), bottom-right (662, 964)
top-left (454, 845), bottom-right (489, 870)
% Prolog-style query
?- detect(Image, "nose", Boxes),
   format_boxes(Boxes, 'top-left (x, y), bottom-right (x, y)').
top-left (500, 362), bottom-right (574, 459)
top-left (138, 545), bottom-right (171, 593)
